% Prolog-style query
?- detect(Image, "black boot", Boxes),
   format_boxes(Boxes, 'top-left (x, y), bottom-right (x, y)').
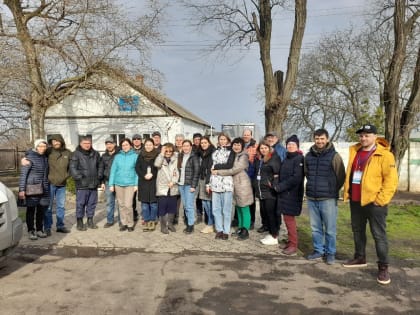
top-left (87, 217), bottom-right (98, 229)
top-left (168, 214), bottom-right (176, 232)
top-left (77, 218), bottom-right (86, 231)
top-left (183, 225), bottom-right (194, 234)
top-left (237, 228), bottom-right (249, 240)
top-left (160, 214), bottom-right (169, 234)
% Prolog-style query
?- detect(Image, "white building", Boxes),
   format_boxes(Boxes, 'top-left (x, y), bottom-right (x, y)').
top-left (44, 77), bottom-right (210, 151)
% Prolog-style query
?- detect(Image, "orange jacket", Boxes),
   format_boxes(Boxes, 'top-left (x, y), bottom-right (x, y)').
top-left (343, 137), bottom-right (398, 206)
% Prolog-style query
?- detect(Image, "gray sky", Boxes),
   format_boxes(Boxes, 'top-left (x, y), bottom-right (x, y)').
top-left (146, 1), bottom-right (369, 132)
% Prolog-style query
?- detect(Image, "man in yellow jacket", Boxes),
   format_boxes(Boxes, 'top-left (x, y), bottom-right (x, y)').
top-left (342, 124), bottom-right (398, 285)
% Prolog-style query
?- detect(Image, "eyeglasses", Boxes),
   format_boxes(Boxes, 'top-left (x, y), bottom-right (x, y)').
top-left (165, 150), bottom-right (173, 153)
top-left (133, 138), bottom-right (141, 140)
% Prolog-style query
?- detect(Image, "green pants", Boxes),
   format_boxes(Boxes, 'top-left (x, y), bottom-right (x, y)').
top-left (236, 205), bottom-right (251, 230)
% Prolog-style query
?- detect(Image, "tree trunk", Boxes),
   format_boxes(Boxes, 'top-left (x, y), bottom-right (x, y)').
top-left (383, 0), bottom-right (420, 171)
top-left (261, 0), bottom-right (306, 140)
top-left (30, 104), bottom-right (47, 140)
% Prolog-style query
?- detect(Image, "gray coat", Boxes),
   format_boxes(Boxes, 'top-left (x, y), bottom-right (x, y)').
top-left (154, 153), bottom-right (179, 196)
top-left (217, 151), bottom-right (253, 207)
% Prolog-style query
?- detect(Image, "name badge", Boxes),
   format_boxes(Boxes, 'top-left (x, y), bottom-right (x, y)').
top-left (352, 170), bottom-right (362, 184)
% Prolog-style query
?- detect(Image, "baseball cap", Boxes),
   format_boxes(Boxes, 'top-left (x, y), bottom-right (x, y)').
top-left (356, 124), bottom-right (377, 134)
top-left (105, 137), bottom-right (115, 144)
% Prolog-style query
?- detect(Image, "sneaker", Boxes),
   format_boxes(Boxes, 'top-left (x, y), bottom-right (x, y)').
top-left (307, 252), bottom-right (324, 260)
top-left (221, 233), bottom-right (229, 240)
top-left (29, 231), bottom-right (38, 240)
top-left (377, 264), bottom-right (391, 285)
top-left (342, 257), bottom-right (367, 268)
top-left (326, 254), bottom-right (335, 265)
top-left (36, 231), bottom-right (47, 238)
top-left (45, 229), bottom-right (52, 237)
top-left (260, 234), bottom-right (278, 245)
top-left (127, 227), bottom-right (134, 232)
top-left (56, 227), bottom-right (70, 233)
top-left (103, 222), bottom-right (114, 228)
top-left (120, 225), bottom-right (128, 231)
top-left (281, 247), bottom-right (297, 256)
top-left (201, 225), bottom-right (214, 234)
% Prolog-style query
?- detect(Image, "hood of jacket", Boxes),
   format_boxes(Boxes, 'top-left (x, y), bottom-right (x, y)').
top-left (48, 134), bottom-right (66, 149)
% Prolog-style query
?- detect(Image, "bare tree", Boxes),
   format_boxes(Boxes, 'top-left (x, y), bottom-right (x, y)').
top-left (381, 0), bottom-right (420, 169)
top-left (181, 0), bottom-right (306, 139)
top-left (288, 28), bottom-right (382, 141)
top-left (0, 0), bottom-right (164, 141)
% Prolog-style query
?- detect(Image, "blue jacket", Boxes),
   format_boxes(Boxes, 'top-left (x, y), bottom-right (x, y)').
top-left (109, 149), bottom-right (138, 187)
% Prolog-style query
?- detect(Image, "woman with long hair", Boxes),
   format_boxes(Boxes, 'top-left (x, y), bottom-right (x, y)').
top-left (135, 138), bottom-right (159, 232)
top-left (254, 140), bottom-right (281, 245)
top-left (198, 136), bottom-right (216, 234)
top-left (210, 133), bottom-right (235, 240)
top-left (109, 138), bottom-right (138, 231)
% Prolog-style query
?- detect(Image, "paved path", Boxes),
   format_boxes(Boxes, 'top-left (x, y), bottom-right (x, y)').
top-left (19, 199), bottom-right (287, 256)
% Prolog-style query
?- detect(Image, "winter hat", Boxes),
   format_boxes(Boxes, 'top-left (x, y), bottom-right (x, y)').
top-left (286, 134), bottom-right (299, 148)
top-left (34, 139), bottom-right (47, 149)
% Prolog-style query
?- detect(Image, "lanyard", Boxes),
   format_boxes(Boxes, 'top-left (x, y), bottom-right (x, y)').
top-left (356, 146), bottom-right (376, 170)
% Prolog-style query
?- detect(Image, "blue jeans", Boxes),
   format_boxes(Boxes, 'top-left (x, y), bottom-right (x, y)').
top-left (44, 184), bottom-right (66, 230)
top-left (350, 201), bottom-right (389, 264)
top-left (202, 200), bottom-right (214, 226)
top-left (141, 202), bottom-right (158, 222)
top-left (105, 183), bottom-right (119, 224)
top-left (307, 199), bottom-right (338, 255)
top-left (212, 191), bottom-right (233, 234)
top-left (179, 185), bottom-right (195, 226)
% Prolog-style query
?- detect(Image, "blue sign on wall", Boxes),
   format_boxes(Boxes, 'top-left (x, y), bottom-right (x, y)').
top-left (118, 96), bottom-right (140, 112)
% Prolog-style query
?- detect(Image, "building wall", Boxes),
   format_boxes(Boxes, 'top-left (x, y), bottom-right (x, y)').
top-left (44, 116), bottom-right (207, 152)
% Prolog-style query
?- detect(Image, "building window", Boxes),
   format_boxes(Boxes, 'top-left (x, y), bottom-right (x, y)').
top-left (143, 133), bottom-right (151, 140)
top-left (118, 96), bottom-right (140, 112)
top-left (110, 134), bottom-right (126, 145)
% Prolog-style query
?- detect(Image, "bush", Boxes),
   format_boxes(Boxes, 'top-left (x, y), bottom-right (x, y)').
top-left (66, 177), bottom-right (76, 195)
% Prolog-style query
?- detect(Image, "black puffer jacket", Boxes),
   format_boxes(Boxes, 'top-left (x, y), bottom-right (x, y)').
top-left (254, 152), bottom-right (281, 200)
top-left (69, 146), bottom-right (102, 189)
top-left (275, 152), bottom-right (304, 216)
top-left (178, 152), bottom-right (200, 189)
top-left (19, 150), bottom-right (50, 207)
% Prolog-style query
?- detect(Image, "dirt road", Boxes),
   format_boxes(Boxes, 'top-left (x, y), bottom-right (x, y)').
top-left (1, 248), bottom-right (419, 315)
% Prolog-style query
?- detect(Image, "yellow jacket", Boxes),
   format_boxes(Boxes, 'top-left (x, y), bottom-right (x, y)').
top-left (343, 137), bottom-right (398, 206)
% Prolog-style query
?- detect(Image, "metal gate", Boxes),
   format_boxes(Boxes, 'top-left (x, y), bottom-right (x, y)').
top-left (0, 148), bottom-right (18, 174)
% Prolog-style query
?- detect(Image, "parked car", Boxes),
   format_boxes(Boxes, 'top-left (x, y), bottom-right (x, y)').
top-left (0, 181), bottom-right (23, 267)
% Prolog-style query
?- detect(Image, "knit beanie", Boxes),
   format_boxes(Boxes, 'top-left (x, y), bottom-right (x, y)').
top-left (285, 134), bottom-right (299, 148)
top-left (34, 139), bottom-right (48, 149)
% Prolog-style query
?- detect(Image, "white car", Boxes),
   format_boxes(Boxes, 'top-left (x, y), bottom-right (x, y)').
top-left (0, 181), bottom-right (23, 267)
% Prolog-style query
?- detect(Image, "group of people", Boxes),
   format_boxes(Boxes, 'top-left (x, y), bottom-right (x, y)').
top-left (18, 124), bottom-right (398, 285)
